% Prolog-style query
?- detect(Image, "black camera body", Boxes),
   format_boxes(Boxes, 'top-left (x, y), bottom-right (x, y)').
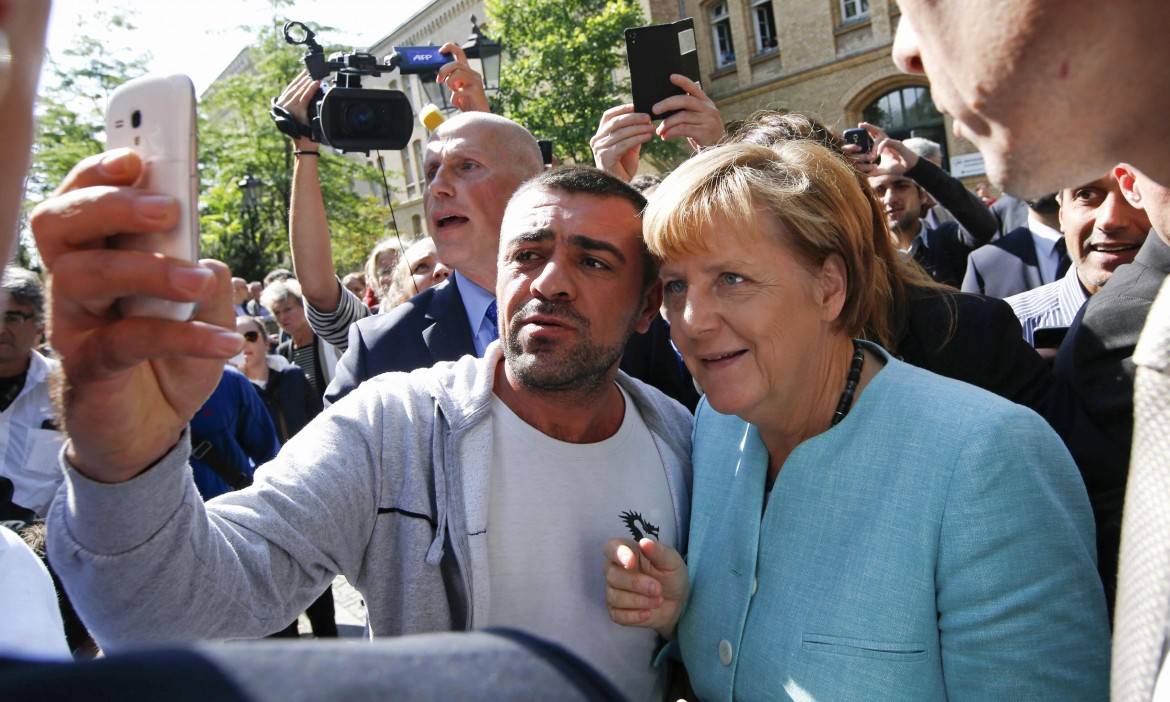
top-left (284, 22), bottom-right (417, 153)
top-left (316, 85), bottom-right (414, 153)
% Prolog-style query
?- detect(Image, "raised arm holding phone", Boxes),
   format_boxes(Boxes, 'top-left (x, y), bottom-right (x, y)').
top-left (590, 74), bottom-right (724, 182)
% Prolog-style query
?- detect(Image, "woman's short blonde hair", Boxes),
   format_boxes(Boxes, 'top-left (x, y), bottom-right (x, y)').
top-left (644, 140), bottom-right (894, 346)
top-left (365, 236), bottom-right (410, 301)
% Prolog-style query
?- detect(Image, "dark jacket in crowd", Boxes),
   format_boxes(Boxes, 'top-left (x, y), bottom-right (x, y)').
top-left (1049, 229), bottom-right (1170, 611)
top-left (249, 356), bottom-right (323, 443)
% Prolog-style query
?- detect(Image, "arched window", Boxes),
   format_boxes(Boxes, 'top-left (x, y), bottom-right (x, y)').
top-left (862, 85), bottom-right (948, 167)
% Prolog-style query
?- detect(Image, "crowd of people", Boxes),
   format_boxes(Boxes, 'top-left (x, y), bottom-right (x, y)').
top-left (1, 0), bottom-right (1169, 700)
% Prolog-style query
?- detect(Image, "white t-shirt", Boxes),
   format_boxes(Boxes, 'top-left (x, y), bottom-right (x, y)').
top-left (486, 386), bottom-right (675, 702)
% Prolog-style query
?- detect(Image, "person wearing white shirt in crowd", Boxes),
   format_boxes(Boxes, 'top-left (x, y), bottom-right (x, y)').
top-left (0, 267), bottom-right (64, 518)
top-left (1007, 171), bottom-right (1150, 349)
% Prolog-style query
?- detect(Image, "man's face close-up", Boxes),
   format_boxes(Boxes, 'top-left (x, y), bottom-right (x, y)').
top-left (891, 0), bottom-right (1150, 199)
top-left (1059, 174), bottom-right (1150, 295)
top-left (869, 174), bottom-right (923, 234)
top-left (422, 119), bottom-right (533, 282)
top-left (496, 188), bottom-right (653, 395)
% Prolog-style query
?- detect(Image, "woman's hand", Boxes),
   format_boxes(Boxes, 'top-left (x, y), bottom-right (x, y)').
top-left (590, 104), bottom-right (655, 182)
top-left (653, 74), bottom-right (725, 151)
top-left (604, 537), bottom-right (689, 639)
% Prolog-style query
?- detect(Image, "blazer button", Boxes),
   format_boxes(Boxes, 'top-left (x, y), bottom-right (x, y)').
top-left (719, 639), bottom-right (733, 666)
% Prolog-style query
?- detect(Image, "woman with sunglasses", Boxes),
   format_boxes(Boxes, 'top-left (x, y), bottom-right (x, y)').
top-left (234, 315), bottom-right (334, 638)
top-left (235, 316), bottom-right (324, 444)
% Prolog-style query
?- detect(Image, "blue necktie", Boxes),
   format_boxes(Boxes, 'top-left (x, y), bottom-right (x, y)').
top-left (485, 300), bottom-right (499, 341)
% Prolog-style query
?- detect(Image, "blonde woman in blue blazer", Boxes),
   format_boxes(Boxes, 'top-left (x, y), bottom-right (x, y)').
top-left (604, 140), bottom-right (1110, 701)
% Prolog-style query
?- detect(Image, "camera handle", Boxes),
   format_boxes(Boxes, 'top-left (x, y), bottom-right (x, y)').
top-left (284, 21), bottom-right (332, 81)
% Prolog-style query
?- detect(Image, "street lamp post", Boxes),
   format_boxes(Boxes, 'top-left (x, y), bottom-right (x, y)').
top-left (237, 174), bottom-right (265, 279)
top-left (461, 15), bottom-right (502, 93)
top-left (421, 15), bottom-right (504, 115)
top-left (238, 174), bottom-right (264, 211)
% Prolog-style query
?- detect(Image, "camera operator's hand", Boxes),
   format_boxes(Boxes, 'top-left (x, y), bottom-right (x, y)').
top-left (275, 71), bottom-right (321, 151)
top-left (29, 148), bottom-right (242, 485)
top-left (590, 104), bottom-right (654, 182)
top-left (855, 121), bottom-right (920, 177)
top-left (652, 74), bottom-right (725, 151)
top-left (437, 43), bottom-right (490, 113)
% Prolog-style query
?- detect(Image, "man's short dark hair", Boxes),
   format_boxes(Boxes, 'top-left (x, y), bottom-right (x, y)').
top-left (2, 267), bottom-right (44, 318)
top-left (509, 166), bottom-right (658, 289)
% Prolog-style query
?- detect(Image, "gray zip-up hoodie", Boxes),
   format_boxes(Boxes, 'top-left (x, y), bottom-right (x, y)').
top-left (48, 343), bottom-right (693, 651)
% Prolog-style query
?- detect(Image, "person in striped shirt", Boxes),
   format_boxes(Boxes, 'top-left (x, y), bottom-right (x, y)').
top-left (1006, 170), bottom-right (1150, 355)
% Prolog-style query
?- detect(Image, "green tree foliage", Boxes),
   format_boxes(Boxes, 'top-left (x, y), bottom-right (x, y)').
top-left (29, 10), bottom-right (150, 203)
top-left (485, 0), bottom-right (652, 164)
top-left (196, 19), bottom-right (394, 282)
top-left (28, 6), bottom-right (397, 282)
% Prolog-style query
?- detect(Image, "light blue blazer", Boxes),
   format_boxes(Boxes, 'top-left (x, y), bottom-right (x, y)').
top-left (676, 344), bottom-right (1110, 701)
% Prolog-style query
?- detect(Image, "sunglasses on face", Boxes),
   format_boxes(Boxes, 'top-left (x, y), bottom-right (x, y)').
top-left (242, 331), bottom-right (262, 343)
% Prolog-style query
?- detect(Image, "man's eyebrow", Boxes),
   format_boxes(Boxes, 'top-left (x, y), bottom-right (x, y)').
top-left (510, 229), bottom-right (554, 245)
top-left (567, 233), bottom-right (626, 263)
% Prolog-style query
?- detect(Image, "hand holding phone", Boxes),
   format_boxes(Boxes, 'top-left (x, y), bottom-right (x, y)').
top-left (105, 74), bottom-right (200, 321)
top-left (626, 19), bottom-right (701, 121)
top-left (842, 128), bottom-right (873, 154)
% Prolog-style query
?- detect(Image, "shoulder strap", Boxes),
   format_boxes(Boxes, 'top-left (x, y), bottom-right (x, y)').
top-left (190, 434), bottom-right (253, 491)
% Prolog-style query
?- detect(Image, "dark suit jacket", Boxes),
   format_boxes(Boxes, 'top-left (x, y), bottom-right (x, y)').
top-left (991, 194), bottom-right (1030, 240)
top-left (326, 278), bottom-right (700, 412)
top-left (905, 158), bottom-right (998, 243)
top-left (326, 278), bottom-right (474, 404)
top-left (961, 226), bottom-right (1071, 298)
top-left (909, 222), bottom-right (984, 288)
top-left (1049, 230), bottom-right (1170, 609)
top-left (897, 287), bottom-right (1055, 416)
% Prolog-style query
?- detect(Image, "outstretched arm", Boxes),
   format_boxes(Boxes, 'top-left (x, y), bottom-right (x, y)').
top-left (603, 537), bottom-right (689, 640)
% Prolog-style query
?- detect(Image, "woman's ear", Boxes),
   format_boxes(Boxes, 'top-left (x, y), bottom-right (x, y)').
top-left (817, 253), bottom-right (848, 322)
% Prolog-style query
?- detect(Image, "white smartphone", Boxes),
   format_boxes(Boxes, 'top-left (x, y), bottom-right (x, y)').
top-left (105, 73), bottom-right (200, 320)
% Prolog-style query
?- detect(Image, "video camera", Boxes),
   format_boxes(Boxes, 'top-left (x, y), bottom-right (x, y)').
top-left (279, 21), bottom-right (455, 153)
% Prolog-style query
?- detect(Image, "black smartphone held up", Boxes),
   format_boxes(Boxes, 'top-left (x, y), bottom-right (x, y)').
top-left (842, 127), bottom-right (873, 154)
top-left (537, 139), bottom-right (554, 166)
top-left (625, 18), bottom-right (701, 121)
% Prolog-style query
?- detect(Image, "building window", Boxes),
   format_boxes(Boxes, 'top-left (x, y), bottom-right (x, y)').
top-left (412, 142), bottom-right (425, 196)
top-left (411, 214), bottom-right (423, 236)
top-left (403, 146), bottom-right (417, 199)
top-left (862, 85), bottom-right (949, 167)
top-left (840, 0), bottom-right (870, 23)
top-left (710, 2), bottom-right (735, 68)
top-left (753, 0), bottom-right (778, 54)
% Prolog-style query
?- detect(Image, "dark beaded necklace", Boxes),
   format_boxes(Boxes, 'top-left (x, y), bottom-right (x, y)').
top-left (764, 340), bottom-right (866, 499)
top-left (830, 340), bottom-right (865, 427)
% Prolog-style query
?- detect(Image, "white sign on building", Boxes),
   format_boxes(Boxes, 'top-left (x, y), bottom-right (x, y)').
top-left (950, 152), bottom-right (986, 178)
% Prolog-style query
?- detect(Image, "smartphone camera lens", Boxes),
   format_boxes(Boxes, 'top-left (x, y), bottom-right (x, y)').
top-left (131, 110), bottom-right (142, 128)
